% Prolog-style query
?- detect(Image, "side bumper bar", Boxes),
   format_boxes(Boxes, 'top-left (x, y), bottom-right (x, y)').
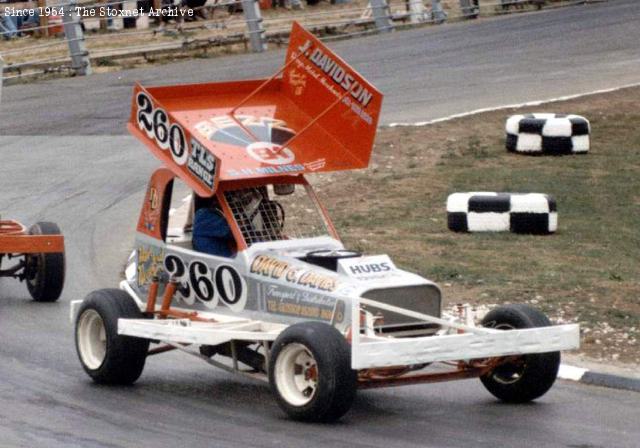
top-left (352, 323), bottom-right (579, 369)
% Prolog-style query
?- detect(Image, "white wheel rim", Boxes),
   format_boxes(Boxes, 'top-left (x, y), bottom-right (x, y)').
top-left (77, 309), bottom-right (107, 370)
top-left (274, 343), bottom-right (318, 407)
top-left (492, 323), bottom-right (525, 384)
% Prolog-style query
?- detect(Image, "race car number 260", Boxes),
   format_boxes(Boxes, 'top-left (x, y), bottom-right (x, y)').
top-left (136, 92), bottom-right (188, 165)
top-left (164, 254), bottom-right (248, 312)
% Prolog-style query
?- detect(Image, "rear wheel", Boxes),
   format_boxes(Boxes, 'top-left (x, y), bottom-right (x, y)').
top-left (75, 289), bottom-right (149, 385)
top-left (25, 221), bottom-right (65, 302)
top-left (269, 322), bottom-right (356, 422)
top-left (480, 304), bottom-right (560, 402)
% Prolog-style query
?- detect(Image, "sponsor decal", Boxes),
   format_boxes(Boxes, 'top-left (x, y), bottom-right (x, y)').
top-left (194, 115), bottom-right (297, 165)
top-left (290, 44), bottom-right (374, 126)
top-left (196, 115), bottom-right (292, 136)
top-left (264, 284), bottom-right (339, 321)
top-left (163, 254), bottom-right (247, 312)
top-left (226, 164), bottom-right (304, 177)
top-left (246, 141), bottom-right (295, 166)
top-left (288, 69), bottom-right (307, 96)
top-left (250, 254), bottom-right (338, 292)
top-left (148, 187), bottom-right (159, 211)
top-left (349, 261), bottom-right (392, 275)
top-left (137, 245), bottom-right (165, 288)
top-left (136, 92), bottom-right (217, 189)
top-left (297, 39), bottom-right (373, 108)
top-left (142, 187), bottom-right (160, 232)
top-left (187, 138), bottom-right (216, 188)
top-left (338, 255), bottom-right (397, 280)
top-left (304, 158), bottom-right (326, 171)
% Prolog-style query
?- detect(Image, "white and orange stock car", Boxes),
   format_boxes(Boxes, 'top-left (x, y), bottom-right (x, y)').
top-left (71, 23), bottom-right (579, 422)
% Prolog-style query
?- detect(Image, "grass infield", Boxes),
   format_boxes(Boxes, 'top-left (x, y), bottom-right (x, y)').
top-left (317, 85), bottom-right (640, 364)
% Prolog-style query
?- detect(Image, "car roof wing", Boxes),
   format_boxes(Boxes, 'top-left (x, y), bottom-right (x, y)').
top-left (128, 21), bottom-right (383, 197)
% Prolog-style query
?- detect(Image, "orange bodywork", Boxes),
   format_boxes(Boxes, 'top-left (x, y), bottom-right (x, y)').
top-left (136, 168), bottom-right (176, 241)
top-left (0, 220), bottom-right (64, 254)
top-left (128, 22), bottom-right (383, 198)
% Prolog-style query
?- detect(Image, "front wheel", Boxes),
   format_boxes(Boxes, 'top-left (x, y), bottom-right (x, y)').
top-left (480, 304), bottom-right (560, 403)
top-left (25, 221), bottom-right (65, 302)
top-left (269, 322), bottom-right (357, 422)
top-left (75, 289), bottom-right (149, 385)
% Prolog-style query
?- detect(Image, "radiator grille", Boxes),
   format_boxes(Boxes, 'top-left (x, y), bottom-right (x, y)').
top-left (361, 285), bottom-right (441, 332)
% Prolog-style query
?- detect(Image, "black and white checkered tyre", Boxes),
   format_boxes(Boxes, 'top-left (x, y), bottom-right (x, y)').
top-left (447, 192), bottom-right (557, 234)
top-left (506, 113), bottom-right (590, 155)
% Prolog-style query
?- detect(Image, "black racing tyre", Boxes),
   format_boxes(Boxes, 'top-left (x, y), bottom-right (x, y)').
top-left (75, 289), bottom-right (149, 385)
top-left (269, 322), bottom-right (357, 422)
top-left (26, 221), bottom-right (65, 302)
top-left (480, 304), bottom-right (560, 403)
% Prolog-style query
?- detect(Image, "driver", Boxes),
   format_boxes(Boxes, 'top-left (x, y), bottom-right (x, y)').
top-left (192, 195), bottom-right (233, 257)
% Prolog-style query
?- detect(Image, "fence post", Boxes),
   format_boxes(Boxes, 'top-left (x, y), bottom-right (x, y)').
top-left (62, 0), bottom-right (92, 76)
top-left (459, 0), bottom-right (479, 19)
top-left (241, 0), bottom-right (266, 53)
top-left (369, 0), bottom-right (393, 33)
top-left (407, 0), bottom-right (426, 23)
top-left (0, 55), bottom-right (4, 104)
top-left (431, 0), bottom-right (447, 23)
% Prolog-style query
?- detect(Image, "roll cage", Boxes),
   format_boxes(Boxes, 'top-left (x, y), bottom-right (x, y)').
top-left (138, 170), bottom-right (340, 254)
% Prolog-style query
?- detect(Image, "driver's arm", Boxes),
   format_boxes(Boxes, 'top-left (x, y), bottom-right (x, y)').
top-left (193, 208), bottom-right (231, 238)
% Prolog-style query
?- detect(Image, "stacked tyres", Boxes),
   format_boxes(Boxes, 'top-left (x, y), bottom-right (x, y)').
top-left (447, 192), bottom-right (557, 234)
top-left (506, 113), bottom-right (590, 155)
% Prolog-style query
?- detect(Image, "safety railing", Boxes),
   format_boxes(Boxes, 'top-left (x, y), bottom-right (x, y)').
top-left (0, 0), bottom-right (600, 89)
top-left (0, 0), bottom-right (90, 85)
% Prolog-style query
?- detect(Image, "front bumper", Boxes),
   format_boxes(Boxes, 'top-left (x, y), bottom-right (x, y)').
top-left (351, 297), bottom-right (579, 369)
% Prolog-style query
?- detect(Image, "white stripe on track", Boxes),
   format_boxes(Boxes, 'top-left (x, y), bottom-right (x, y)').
top-left (558, 364), bottom-right (589, 381)
top-left (386, 81), bottom-right (640, 128)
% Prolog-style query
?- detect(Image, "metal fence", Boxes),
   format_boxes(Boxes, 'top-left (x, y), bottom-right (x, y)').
top-left (0, 0), bottom-right (602, 88)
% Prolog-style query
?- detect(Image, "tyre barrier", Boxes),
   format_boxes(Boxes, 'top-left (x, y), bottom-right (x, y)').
top-left (447, 192), bottom-right (557, 234)
top-left (505, 113), bottom-right (590, 155)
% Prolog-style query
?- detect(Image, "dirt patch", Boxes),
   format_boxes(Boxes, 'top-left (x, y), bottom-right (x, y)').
top-left (312, 86), bottom-right (640, 366)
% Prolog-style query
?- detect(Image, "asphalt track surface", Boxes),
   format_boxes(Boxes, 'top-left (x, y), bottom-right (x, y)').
top-left (1, 1), bottom-right (640, 447)
top-left (2, 0), bottom-right (640, 133)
